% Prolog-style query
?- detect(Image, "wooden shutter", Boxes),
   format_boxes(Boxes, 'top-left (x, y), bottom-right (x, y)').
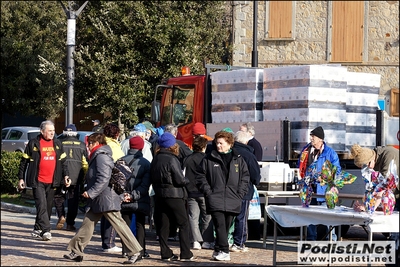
top-left (331, 1), bottom-right (364, 62)
top-left (390, 89), bottom-right (399, 117)
top-left (269, 1), bottom-right (292, 38)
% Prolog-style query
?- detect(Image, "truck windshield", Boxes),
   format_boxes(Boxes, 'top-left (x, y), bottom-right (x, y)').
top-left (161, 84), bottom-right (195, 126)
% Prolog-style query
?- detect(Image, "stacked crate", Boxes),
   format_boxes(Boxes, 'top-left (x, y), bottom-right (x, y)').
top-left (210, 69), bottom-right (264, 123)
top-left (345, 72), bottom-right (380, 150)
top-left (263, 65), bottom-right (348, 152)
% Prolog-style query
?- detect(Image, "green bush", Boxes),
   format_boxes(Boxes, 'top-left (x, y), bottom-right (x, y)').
top-left (1, 151), bottom-right (23, 194)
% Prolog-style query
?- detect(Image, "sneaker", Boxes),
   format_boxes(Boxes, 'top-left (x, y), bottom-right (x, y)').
top-left (103, 246), bottom-right (122, 253)
top-left (202, 241), bottom-right (215, 249)
top-left (143, 251), bottom-right (150, 258)
top-left (123, 253), bottom-right (141, 264)
top-left (162, 254), bottom-right (179, 261)
top-left (212, 251), bottom-right (219, 259)
top-left (66, 225), bottom-right (76, 231)
top-left (193, 241), bottom-right (202, 250)
top-left (215, 251), bottom-right (230, 261)
top-left (63, 252), bottom-right (83, 262)
top-left (31, 229), bottom-right (42, 238)
top-left (56, 216), bottom-right (66, 230)
top-left (230, 243), bottom-right (248, 252)
top-left (180, 256), bottom-right (196, 262)
top-left (42, 232), bottom-right (52, 241)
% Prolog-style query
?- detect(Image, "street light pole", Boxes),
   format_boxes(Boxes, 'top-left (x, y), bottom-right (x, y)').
top-left (251, 1), bottom-right (258, 68)
top-left (59, 1), bottom-right (89, 126)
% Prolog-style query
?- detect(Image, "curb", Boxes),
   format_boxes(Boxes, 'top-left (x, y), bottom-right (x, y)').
top-left (1, 201), bottom-right (37, 214)
top-left (1, 201), bottom-right (86, 215)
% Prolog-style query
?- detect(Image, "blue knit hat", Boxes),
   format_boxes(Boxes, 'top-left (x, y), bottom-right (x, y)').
top-left (158, 132), bottom-right (176, 148)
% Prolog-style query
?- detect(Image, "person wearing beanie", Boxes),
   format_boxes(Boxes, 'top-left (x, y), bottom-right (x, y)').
top-left (192, 123), bottom-right (213, 140)
top-left (195, 130), bottom-right (250, 261)
top-left (120, 135), bottom-right (152, 259)
top-left (129, 135), bottom-right (144, 150)
top-left (351, 144), bottom-right (399, 263)
top-left (120, 124), bottom-right (153, 163)
top-left (296, 126), bottom-right (341, 241)
top-left (190, 122), bottom-right (213, 152)
top-left (55, 123), bottom-right (88, 231)
top-left (150, 132), bottom-right (195, 261)
top-left (350, 144), bottom-right (399, 177)
top-left (164, 123), bottom-right (192, 165)
top-left (65, 123), bottom-right (77, 132)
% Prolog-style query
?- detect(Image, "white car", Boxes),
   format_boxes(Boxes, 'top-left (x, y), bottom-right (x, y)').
top-left (1, 126), bottom-right (41, 152)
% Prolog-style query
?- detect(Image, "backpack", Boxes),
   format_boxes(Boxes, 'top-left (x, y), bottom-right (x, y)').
top-left (109, 158), bottom-right (136, 194)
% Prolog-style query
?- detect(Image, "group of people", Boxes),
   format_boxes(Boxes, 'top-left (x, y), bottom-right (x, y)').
top-left (17, 119), bottom-right (399, 264)
top-left (296, 125), bottom-right (399, 266)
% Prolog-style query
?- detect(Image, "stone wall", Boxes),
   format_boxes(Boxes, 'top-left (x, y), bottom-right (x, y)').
top-left (229, 1), bottom-right (399, 99)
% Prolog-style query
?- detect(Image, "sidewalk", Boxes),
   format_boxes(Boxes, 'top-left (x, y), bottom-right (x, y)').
top-left (0, 201), bottom-right (387, 266)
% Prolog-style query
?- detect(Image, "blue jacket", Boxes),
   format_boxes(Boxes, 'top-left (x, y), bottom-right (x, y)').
top-left (297, 142), bottom-right (341, 201)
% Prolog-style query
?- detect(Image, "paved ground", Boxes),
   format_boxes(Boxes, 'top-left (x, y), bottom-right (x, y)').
top-left (0, 201), bottom-right (390, 266)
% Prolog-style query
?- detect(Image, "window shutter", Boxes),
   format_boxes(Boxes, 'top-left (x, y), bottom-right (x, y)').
top-left (390, 89), bottom-right (399, 117)
top-left (269, 1), bottom-right (292, 38)
top-left (331, 1), bottom-right (364, 62)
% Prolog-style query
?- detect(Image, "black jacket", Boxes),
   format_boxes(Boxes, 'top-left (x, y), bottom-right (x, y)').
top-left (195, 148), bottom-right (250, 214)
top-left (120, 149), bottom-right (152, 216)
top-left (247, 137), bottom-right (263, 161)
top-left (233, 141), bottom-right (261, 200)
top-left (59, 135), bottom-right (88, 185)
top-left (150, 148), bottom-right (189, 199)
top-left (177, 139), bottom-right (193, 166)
top-left (18, 135), bottom-right (68, 188)
top-left (183, 151), bottom-right (206, 198)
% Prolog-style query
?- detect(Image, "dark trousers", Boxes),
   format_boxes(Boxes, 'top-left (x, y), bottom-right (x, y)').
top-left (233, 199), bottom-right (250, 246)
top-left (33, 182), bottom-right (55, 233)
top-left (121, 211), bottom-right (147, 257)
top-left (154, 197), bottom-right (193, 259)
top-left (211, 211), bottom-right (235, 254)
top-left (101, 216), bottom-right (117, 249)
top-left (53, 184), bottom-right (80, 226)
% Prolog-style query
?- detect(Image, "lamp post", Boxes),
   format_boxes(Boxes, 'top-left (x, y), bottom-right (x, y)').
top-left (59, 1), bottom-right (89, 126)
top-left (251, 1), bottom-right (258, 68)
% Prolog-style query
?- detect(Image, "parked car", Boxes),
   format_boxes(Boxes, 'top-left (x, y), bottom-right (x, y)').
top-left (1, 126), bottom-right (41, 152)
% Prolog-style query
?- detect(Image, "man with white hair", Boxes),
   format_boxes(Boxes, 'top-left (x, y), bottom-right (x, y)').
top-left (230, 130), bottom-right (261, 252)
top-left (120, 123), bottom-right (153, 162)
top-left (239, 122), bottom-right (263, 161)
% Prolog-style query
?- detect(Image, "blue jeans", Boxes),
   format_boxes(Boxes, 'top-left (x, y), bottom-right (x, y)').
top-left (101, 216), bottom-right (117, 249)
top-left (307, 200), bottom-right (337, 241)
top-left (187, 197), bottom-right (213, 243)
top-left (233, 199), bottom-right (250, 246)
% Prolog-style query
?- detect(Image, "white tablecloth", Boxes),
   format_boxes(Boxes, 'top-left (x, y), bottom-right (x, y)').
top-left (266, 205), bottom-right (371, 228)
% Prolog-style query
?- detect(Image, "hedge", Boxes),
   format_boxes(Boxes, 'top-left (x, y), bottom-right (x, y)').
top-left (1, 151), bottom-right (23, 194)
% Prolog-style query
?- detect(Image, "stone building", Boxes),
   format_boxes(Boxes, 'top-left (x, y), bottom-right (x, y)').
top-left (226, 1), bottom-right (399, 116)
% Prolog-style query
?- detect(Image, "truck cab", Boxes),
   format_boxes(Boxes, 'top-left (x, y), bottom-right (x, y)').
top-left (152, 70), bottom-right (206, 148)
